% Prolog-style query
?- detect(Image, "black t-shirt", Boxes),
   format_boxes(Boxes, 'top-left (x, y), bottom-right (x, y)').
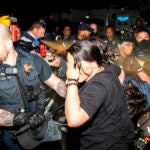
top-left (78, 64), bottom-right (135, 150)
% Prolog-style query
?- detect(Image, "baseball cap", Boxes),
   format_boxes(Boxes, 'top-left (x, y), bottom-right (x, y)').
top-left (78, 23), bottom-right (94, 32)
top-left (118, 40), bottom-right (133, 47)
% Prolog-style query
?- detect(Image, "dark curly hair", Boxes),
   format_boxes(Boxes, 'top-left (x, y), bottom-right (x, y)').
top-left (123, 81), bottom-right (146, 118)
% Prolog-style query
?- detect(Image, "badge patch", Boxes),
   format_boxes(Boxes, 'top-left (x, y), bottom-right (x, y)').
top-left (23, 63), bottom-right (33, 73)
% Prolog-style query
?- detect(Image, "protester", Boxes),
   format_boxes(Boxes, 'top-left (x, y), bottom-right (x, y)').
top-left (65, 37), bottom-right (135, 150)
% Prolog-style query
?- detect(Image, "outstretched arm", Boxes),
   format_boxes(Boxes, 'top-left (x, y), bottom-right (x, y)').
top-left (44, 73), bottom-right (66, 98)
top-left (0, 109), bottom-right (45, 128)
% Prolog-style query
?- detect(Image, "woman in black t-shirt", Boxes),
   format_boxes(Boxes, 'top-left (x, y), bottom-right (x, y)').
top-left (65, 37), bottom-right (135, 150)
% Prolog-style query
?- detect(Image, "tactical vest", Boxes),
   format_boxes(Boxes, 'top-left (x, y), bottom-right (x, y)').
top-left (0, 49), bottom-right (45, 113)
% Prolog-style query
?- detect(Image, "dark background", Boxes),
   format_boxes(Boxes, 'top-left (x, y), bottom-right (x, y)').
top-left (0, 0), bottom-right (143, 15)
top-left (1, 0), bottom-right (150, 31)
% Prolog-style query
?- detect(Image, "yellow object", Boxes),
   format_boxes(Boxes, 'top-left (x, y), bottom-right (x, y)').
top-left (0, 15), bottom-right (11, 27)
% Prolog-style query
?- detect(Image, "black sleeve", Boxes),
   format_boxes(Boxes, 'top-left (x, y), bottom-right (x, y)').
top-left (31, 54), bottom-right (53, 81)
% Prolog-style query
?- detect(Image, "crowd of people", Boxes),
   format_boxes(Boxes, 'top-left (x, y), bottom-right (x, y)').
top-left (0, 15), bottom-right (150, 150)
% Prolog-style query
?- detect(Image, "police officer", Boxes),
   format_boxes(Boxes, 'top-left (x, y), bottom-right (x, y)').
top-left (103, 25), bottom-right (121, 56)
top-left (18, 18), bottom-right (46, 53)
top-left (0, 22), bottom-right (66, 150)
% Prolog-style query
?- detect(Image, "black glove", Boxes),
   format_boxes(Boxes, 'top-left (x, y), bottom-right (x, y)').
top-left (13, 112), bottom-right (27, 127)
top-left (27, 112), bottom-right (45, 128)
top-left (13, 112), bottom-right (46, 129)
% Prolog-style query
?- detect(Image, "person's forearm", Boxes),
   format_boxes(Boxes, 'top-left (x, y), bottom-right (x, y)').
top-left (56, 79), bottom-right (67, 97)
top-left (65, 84), bottom-right (81, 126)
top-left (0, 109), bottom-right (14, 126)
top-left (45, 73), bottom-right (66, 98)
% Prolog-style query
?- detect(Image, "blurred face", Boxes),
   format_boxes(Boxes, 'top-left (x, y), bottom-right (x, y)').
top-left (119, 43), bottom-right (134, 58)
top-left (67, 53), bottom-right (93, 83)
top-left (34, 27), bottom-right (46, 39)
top-left (135, 31), bottom-right (150, 42)
top-left (82, 30), bottom-right (91, 39)
top-left (90, 23), bottom-right (97, 33)
top-left (78, 60), bottom-right (93, 82)
top-left (136, 20), bottom-right (143, 28)
top-left (77, 29), bottom-right (92, 40)
top-left (55, 26), bottom-right (59, 33)
top-left (62, 26), bottom-right (71, 37)
top-left (105, 27), bottom-right (114, 40)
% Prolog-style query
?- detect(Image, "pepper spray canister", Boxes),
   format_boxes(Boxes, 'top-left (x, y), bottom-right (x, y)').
top-left (39, 44), bottom-right (46, 58)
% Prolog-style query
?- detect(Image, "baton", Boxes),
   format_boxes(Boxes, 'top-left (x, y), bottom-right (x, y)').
top-left (13, 124), bottom-right (30, 136)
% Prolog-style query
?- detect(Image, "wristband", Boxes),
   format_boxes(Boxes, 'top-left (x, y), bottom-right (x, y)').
top-left (66, 82), bottom-right (78, 86)
top-left (65, 79), bottom-right (78, 86)
top-left (67, 78), bottom-right (78, 82)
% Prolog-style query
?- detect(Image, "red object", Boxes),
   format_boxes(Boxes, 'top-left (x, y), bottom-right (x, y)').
top-left (39, 44), bottom-right (46, 57)
top-left (10, 24), bottom-right (17, 42)
top-left (144, 136), bottom-right (150, 143)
